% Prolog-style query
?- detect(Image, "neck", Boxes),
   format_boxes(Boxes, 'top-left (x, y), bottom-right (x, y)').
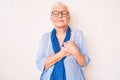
top-left (55, 26), bottom-right (68, 35)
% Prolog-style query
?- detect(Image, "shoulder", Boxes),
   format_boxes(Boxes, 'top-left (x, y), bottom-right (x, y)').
top-left (41, 32), bottom-right (51, 38)
top-left (71, 29), bottom-right (84, 37)
top-left (40, 32), bottom-right (51, 42)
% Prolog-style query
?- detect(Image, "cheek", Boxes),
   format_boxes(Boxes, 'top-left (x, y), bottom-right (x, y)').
top-left (51, 17), bottom-right (57, 23)
top-left (65, 18), bottom-right (70, 23)
top-left (50, 19), bottom-right (55, 25)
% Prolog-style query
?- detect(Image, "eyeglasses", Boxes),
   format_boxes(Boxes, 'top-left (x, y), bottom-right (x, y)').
top-left (51, 11), bottom-right (69, 17)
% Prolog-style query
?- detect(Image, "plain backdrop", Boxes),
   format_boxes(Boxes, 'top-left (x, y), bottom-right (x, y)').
top-left (0, 0), bottom-right (120, 80)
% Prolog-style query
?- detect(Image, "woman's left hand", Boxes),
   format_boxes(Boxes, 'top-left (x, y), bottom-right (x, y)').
top-left (63, 41), bottom-right (79, 55)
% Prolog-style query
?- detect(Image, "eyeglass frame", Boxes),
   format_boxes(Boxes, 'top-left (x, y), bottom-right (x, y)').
top-left (51, 10), bottom-right (69, 17)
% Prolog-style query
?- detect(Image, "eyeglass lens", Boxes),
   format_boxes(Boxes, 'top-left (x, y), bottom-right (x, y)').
top-left (52, 11), bottom-right (69, 17)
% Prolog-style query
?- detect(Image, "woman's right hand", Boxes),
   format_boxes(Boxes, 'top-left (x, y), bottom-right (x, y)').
top-left (60, 47), bottom-right (72, 57)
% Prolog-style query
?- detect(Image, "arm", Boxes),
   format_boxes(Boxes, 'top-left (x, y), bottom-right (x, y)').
top-left (44, 47), bottom-right (71, 69)
top-left (44, 51), bottom-right (64, 69)
top-left (64, 41), bottom-right (86, 67)
top-left (63, 31), bottom-right (90, 67)
top-left (36, 33), bottom-right (71, 71)
top-left (72, 49), bottom-right (86, 67)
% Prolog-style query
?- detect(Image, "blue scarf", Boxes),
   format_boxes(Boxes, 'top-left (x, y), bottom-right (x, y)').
top-left (50, 26), bottom-right (71, 80)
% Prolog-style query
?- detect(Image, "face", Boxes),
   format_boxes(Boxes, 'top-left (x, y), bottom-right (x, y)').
top-left (50, 5), bottom-right (70, 28)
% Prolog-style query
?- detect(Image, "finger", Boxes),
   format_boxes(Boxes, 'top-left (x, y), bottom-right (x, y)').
top-left (75, 44), bottom-right (78, 48)
top-left (70, 41), bottom-right (77, 46)
top-left (63, 42), bottom-right (67, 47)
top-left (61, 46), bottom-right (68, 51)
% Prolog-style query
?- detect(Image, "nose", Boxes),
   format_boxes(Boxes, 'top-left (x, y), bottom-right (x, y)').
top-left (58, 12), bottom-right (62, 18)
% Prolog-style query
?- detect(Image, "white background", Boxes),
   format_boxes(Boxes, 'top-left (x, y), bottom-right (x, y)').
top-left (0, 0), bottom-right (120, 80)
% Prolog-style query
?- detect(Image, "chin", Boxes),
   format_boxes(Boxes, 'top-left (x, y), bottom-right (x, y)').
top-left (55, 24), bottom-right (66, 27)
top-left (55, 25), bottom-right (65, 28)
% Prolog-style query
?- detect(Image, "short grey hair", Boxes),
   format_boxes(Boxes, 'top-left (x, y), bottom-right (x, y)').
top-left (51, 2), bottom-right (70, 12)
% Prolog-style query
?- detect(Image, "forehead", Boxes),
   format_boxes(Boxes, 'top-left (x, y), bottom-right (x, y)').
top-left (52, 5), bottom-right (68, 11)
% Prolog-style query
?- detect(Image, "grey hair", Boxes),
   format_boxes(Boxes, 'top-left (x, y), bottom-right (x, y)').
top-left (51, 2), bottom-right (70, 12)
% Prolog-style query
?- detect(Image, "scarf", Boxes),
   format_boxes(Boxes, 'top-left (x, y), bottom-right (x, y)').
top-left (50, 26), bottom-right (71, 80)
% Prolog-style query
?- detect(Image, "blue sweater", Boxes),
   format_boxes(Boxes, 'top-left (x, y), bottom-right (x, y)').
top-left (36, 29), bottom-right (90, 80)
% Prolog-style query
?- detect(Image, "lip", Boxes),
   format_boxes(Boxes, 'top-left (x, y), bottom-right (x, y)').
top-left (57, 20), bottom-right (64, 22)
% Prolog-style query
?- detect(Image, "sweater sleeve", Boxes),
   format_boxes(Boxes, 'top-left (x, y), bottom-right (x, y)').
top-left (78, 31), bottom-right (90, 67)
top-left (36, 34), bottom-right (48, 72)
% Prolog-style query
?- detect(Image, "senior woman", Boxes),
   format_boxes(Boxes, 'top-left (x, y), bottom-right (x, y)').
top-left (36, 2), bottom-right (90, 80)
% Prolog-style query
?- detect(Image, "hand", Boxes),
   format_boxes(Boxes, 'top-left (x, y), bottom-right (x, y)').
top-left (63, 41), bottom-right (79, 55)
top-left (60, 46), bottom-right (72, 57)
